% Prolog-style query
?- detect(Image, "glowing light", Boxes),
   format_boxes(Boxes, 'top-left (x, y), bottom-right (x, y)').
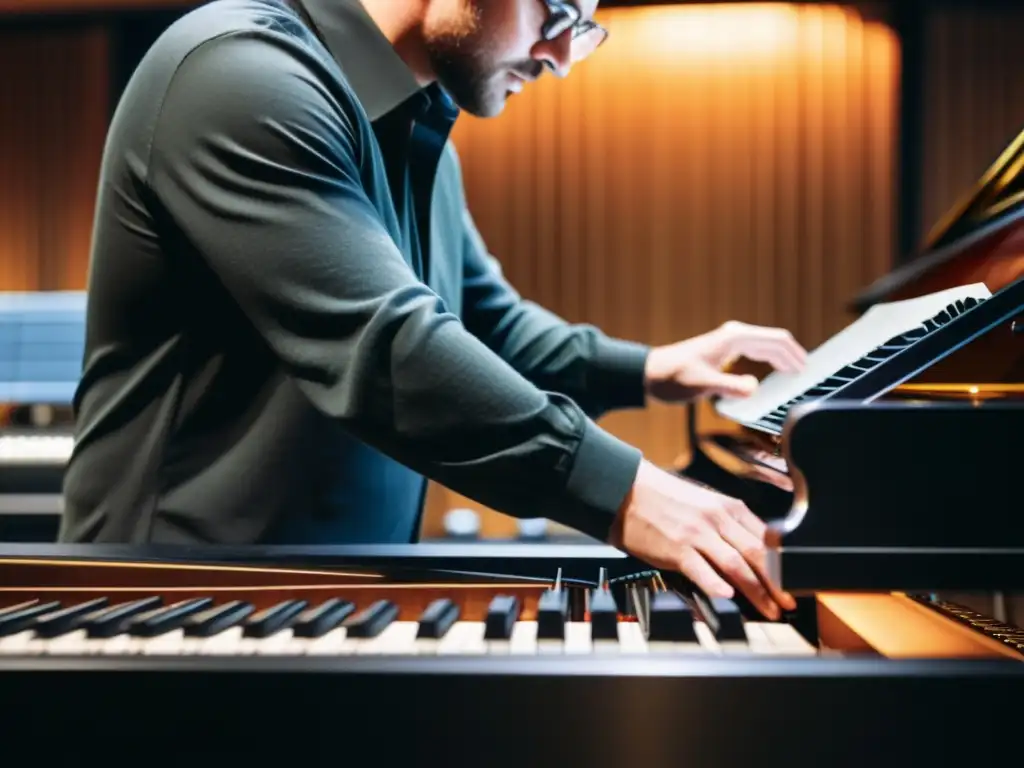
top-left (607, 4), bottom-right (803, 59)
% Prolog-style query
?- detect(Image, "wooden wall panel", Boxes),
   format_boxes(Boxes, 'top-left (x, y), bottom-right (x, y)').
top-left (920, 5), bottom-right (1024, 244)
top-left (0, 25), bottom-right (108, 292)
top-left (423, 3), bottom-right (901, 537)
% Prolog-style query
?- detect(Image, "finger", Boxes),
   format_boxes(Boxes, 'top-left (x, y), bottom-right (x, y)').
top-left (722, 497), bottom-right (766, 540)
top-left (676, 547), bottom-right (735, 600)
top-left (736, 341), bottom-right (805, 373)
top-left (720, 327), bottom-right (807, 371)
top-left (697, 532), bottom-right (780, 620)
top-left (696, 371), bottom-right (758, 398)
top-left (718, 514), bottom-right (797, 613)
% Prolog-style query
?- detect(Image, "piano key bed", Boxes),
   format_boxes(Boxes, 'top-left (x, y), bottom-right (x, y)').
top-left (0, 568), bottom-right (816, 659)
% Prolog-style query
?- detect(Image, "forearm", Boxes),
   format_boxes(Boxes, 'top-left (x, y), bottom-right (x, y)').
top-left (476, 297), bottom-right (650, 417)
top-left (458, 203), bottom-right (649, 416)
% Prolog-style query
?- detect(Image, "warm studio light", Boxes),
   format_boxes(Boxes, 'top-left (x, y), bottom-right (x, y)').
top-left (612, 3), bottom-right (803, 60)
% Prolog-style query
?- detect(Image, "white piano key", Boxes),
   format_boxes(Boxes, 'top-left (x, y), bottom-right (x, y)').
top-left (563, 621), bottom-right (592, 655)
top-left (508, 621), bottom-right (538, 654)
top-left (455, 621), bottom-right (487, 655)
top-left (42, 629), bottom-right (89, 655)
top-left (142, 628), bottom-right (185, 655)
top-left (743, 623), bottom-right (778, 654)
top-left (693, 622), bottom-right (720, 653)
top-left (0, 630), bottom-right (37, 654)
top-left (616, 622), bottom-right (648, 654)
top-left (430, 621), bottom-right (487, 655)
top-left (254, 629), bottom-right (298, 655)
top-left (198, 626), bottom-right (244, 655)
top-left (98, 634), bottom-right (132, 655)
top-left (436, 621), bottom-right (477, 655)
top-left (355, 621), bottom-right (419, 655)
top-left (760, 623), bottom-right (817, 655)
top-left (304, 627), bottom-right (355, 655)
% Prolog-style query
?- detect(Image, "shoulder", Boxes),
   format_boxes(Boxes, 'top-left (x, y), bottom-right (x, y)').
top-left (148, 0), bottom-right (371, 139)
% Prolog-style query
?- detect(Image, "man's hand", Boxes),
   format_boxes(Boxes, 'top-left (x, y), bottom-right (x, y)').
top-left (609, 460), bottom-right (796, 619)
top-left (644, 321), bottom-right (807, 401)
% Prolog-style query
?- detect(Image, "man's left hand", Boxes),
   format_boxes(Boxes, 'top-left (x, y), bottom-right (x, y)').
top-left (644, 321), bottom-right (807, 402)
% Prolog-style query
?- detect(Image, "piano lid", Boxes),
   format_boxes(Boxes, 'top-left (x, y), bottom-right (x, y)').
top-left (852, 124), bottom-right (1024, 313)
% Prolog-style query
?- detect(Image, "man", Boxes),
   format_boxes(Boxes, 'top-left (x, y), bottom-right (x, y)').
top-left (61, 0), bottom-right (806, 619)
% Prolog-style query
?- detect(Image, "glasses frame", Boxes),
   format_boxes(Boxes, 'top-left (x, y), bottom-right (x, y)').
top-left (539, 0), bottom-right (609, 59)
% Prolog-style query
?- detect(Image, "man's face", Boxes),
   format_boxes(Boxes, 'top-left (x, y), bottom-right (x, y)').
top-left (424, 0), bottom-right (598, 118)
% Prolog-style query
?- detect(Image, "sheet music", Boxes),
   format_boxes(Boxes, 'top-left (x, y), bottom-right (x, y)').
top-left (714, 282), bottom-right (993, 424)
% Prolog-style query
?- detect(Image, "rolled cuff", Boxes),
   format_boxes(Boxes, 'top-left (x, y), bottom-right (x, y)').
top-left (588, 338), bottom-right (650, 411)
top-left (559, 418), bottom-right (643, 542)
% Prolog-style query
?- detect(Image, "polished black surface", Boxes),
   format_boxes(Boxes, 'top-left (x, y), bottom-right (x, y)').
top-left (768, 400), bottom-right (1024, 590)
top-left (0, 541), bottom-right (638, 582)
top-left (0, 655), bottom-right (1020, 765)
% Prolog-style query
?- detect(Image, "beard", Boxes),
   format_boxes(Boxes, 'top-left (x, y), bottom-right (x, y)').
top-left (423, 4), bottom-right (541, 117)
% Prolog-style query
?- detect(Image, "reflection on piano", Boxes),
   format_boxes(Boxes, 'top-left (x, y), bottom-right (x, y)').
top-left (0, 538), bottom-right (1022, 764)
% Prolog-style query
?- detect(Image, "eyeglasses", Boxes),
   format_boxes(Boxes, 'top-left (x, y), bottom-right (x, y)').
top-left (540, 1), bottom-right (609, 64)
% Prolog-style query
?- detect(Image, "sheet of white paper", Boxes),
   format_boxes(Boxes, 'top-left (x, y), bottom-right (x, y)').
top-left (714, 282), bottom-right (993, 424)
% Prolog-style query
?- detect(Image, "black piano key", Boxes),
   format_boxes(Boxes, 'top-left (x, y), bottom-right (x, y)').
top-left (127, 598), bottom-right (214, 637)
top-left (0, 601), bottom-right (61, 636)
top-left (182, 600), bottom-right (255, 638)
top-left (31, 597), bottom-right (110, 638)
top-left (536, 589), bottom-right (569, 640)
top-left (483, 595), bottom-right (520, 640)
top-left (242, 600), bottom-right (308, 638)
top-left (344, 600), bottom-right (398, 638)
top-left (588, 588), bottom-right (619, 640)
top-left (708, 597), bottom-right (747, 641)
top-left (292, 598), bottom-right (354, 638)
top-left (85, 597), bottom-right (163, 638)
top-left (648, 591), bottom-right (698, 642)
top-left (416, 598), bottom-right (459, 639)
top-left (0, 600), bottom-right (41, 618)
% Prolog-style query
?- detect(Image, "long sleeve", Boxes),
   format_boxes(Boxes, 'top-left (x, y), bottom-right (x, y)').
top-left (145, 33), bottom-right (642, 542)
top-left (449, 149), bottom-right (651, 420)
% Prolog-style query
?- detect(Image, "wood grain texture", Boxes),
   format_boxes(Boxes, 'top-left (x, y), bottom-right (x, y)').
top-left (0, 23), bottom-right (108, 291)
top-left (920, 4), bottom-right (1024, 246)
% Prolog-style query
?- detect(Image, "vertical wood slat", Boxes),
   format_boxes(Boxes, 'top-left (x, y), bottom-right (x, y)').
top-left (920, 5), bottom-right (1024, 245)
top-left (423, 4), bottom-right (900, 537)
top-left (0, 25), bottom-right (108, 292)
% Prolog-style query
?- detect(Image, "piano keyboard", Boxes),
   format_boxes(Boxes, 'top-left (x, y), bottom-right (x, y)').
top-left (748, 296), bottom-right (984, 434)
top-left (0, 592), bottom-right (816, 659)
top-left (0, 433), bottom-right (74, 464)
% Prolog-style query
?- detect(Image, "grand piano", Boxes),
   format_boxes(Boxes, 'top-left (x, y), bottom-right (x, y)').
top-left (679, 123), bottom-right (1024, 523)
top-left (0, 133), bottom-right (1022, 767)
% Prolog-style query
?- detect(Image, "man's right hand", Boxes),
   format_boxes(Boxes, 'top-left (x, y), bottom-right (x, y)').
top-left (608, 459), bottom-right (796, 620)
